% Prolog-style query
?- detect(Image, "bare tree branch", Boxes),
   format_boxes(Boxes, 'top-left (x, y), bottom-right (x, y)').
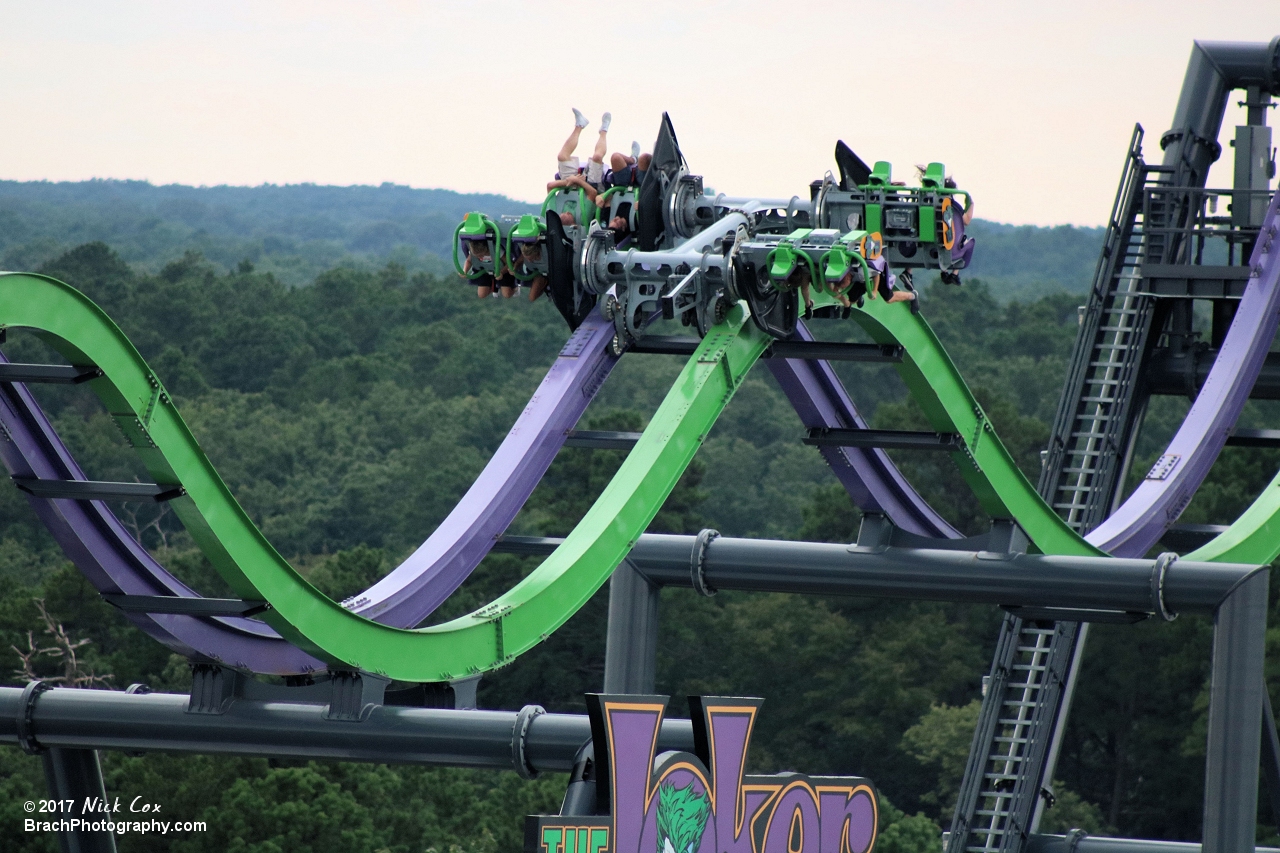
top-left (11, 599), bottom-right (113, 687)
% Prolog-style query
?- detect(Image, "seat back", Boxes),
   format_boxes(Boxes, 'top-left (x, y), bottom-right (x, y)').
top-left (868, 161), bottom-right (893, 187)
top-left (920, 162), bottom-right (946, 189)
top-left (542, 188), bottom-right (597, 229)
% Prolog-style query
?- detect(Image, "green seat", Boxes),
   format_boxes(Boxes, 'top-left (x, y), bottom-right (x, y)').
top-left (920, 162), bottom-right (946, 189)
top-left (595, 187), bottom-right (638, 232)
top-left (453, 212), bottom-right (501, 279)
top-left (769, 244), bottom-right (799, 280)
top-left (510, 214), bottom-right (544, 243)
top-left (868, 162), bottom-right (893, 187)
top-left (542, 188), bottom-right (597, 228)
top-left (507, 214), bottom-right (548, 282)
top-left (460, 211), bottom-right (490, 238)
top-left (823, 245), bottom-right (851, 282)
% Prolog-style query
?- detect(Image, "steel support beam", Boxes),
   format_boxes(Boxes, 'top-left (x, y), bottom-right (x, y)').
top-left (626, 534), bottom-right (1261, 616)
top-left (564, 430), bottom-right (642, 450)
top-left (0, 363), bottom-right (102, 384)
top-left (803, 428), bottom-right (964, 452)
top-left (0, 687), bottom-right (695, 774)
top-left (1028, 836), bottom-right (1280, 853)
top-left (630, 335), bottom-right (904, 363)
top-left (503, 532), bottom-right (1258, 615)
top-left (1226, 429), bottom-right (1280, 448)
top-left (602, 561), bottom-right (660, 694)
top-left (1202, 568), bottom-right (1268, 853)
top-left (13, 478), bottom-right (184, 502)
top-left (1262, 691), bottom-right (1280, 833)
top-left (1146, 349), bottom-right (1280, 400)
top-left (766, 340), bottom-right (904, 362)
top-left (41, 747), bottom-right (118, 853)
top-left (102, 594), bottom-right (269, 617)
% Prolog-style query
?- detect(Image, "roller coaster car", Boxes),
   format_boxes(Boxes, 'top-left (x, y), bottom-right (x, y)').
top-left (816, 144), bottom-right (975, 274)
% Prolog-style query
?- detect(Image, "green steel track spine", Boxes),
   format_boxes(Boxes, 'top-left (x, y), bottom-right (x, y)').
top-left (0, 272), bottom-right (769, 680)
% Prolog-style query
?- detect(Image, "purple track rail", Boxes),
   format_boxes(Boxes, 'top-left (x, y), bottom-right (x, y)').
top-left (0, 312), bottom-right (620, 673)
top-left (345, 315), bottom-right (619, 625)
top-left (1087, 192), bottom-right (1280, 557)
top-left (768, 321), bottom-right (960, 539)
top-left (0, 361), bottom-right (324, 672)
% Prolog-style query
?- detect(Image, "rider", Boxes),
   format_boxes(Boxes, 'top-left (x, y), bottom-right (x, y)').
top-left (941, 176), bottom-right (975, 286)
top-left (513, 241), bottom-right (549, 302)
top-left (867, 257), bottom-right (918, 312)
top-left (783, 264), bottom-right (817, 319)
top-left (547, 108), bottom-right (611, 211)
top-left (605, 141), bottom-right (652, 188)
top-left (461, 237), bottom-right (515, 299)
top-left (917, 166), bottom-right (975, 286)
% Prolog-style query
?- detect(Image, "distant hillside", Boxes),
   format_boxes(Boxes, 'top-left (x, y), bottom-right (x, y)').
top-left (0, 180), bottom-right (1102, 298)
top-left (963, 220), bottom-right (1103, 302)
top-left (0, 180), bottom-right (535, 285)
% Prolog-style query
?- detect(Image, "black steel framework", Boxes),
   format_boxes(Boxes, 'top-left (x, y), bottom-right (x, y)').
top-left (950, 38), bottom-right (1280, 853)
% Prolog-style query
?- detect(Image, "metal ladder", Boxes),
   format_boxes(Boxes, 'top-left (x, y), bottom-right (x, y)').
top-left (946, 615), bottom-right (1081, 853)
top-left (947, 127), bottom-right (1157, 853)
top-left (1039, 125), bottom-right (1158, 533)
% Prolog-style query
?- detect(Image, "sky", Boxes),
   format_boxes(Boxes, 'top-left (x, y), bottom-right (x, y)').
top-left (2, 2), bottom-right (1279, 226)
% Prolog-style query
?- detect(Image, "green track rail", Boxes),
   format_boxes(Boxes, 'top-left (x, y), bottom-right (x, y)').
top-left (851, 297), bottom-right (1104, 557)
top-left (2, 272), bottom-right (1274, 681)
top-left (853, 295), bottom-right (1280, 565)
top-left (1183, 469), bottom-right (1280, 564)
top-left (0, 272), bottom-right (770, 680)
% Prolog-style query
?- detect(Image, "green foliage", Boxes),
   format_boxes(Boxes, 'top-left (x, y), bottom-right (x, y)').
top-left (0, 748), bottom-right (56, 852)
top-left (0, 232), bottom-right (1255, 846)
top-left (901, 700), bottom-right (982, 818)
top-left (1053, 616), bottom-right (1214, 837)
top-left (656, 589), bottom-right (995, 808)
top-left (306, 545), bottom-right (389, 602)
top-left (877, 794), bottom-right (942, 853)
top-left (1037, 787), bottom-right (1109, 834)
top-left (87, 753), bottom-right (565, 853)
top-left (798, 483), bottom-right (862, 543)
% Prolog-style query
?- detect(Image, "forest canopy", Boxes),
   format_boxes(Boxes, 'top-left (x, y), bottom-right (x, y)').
top-left (0, 182), bottom-right (1275, 852)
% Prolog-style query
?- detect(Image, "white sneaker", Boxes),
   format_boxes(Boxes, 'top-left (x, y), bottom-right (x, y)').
top-left (630, 140), bottom-right (640, 159)
top-left (599, 111), bottom-right (612, 132)
top-left (572, 108), bottom-right (589, 128)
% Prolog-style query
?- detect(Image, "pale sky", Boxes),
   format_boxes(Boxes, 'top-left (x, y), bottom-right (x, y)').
top-left (2, 2), bottom-right (1279, 226)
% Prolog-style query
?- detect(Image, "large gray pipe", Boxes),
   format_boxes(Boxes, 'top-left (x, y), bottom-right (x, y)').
top-left (0, 687), bottom-right (695, 774)
top-left (624, 533), bottom-right (1260, 616)
top-left (1162, 38), bottom-right (1280, 186)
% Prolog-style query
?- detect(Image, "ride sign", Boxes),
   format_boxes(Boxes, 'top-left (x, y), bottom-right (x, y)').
top-left (525, 695), bottom-right (877, 853)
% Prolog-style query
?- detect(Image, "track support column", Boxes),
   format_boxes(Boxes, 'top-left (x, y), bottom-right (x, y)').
top-left (603, 560), bottom-right (659, 694)
top-left (42, 747), bottom-right (118, 853)
top-left (1202, 568), bottom-right (1268, 853)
